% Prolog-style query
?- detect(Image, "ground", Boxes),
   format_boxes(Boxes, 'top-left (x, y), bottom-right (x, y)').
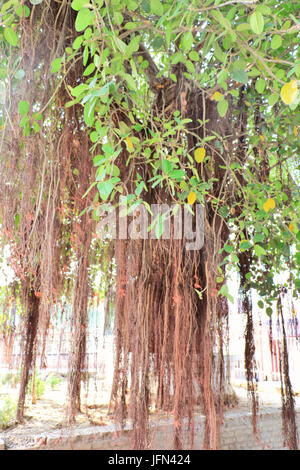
top-left (0, 372), bottom-right (113, 449)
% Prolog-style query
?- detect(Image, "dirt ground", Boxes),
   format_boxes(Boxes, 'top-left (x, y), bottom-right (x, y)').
top-left (0, 374), bottom-right (114, 449)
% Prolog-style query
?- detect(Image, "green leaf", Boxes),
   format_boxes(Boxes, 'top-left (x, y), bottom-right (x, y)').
top-left (271, 35), bottom-right (282, 50)
top-left (97, 180), bottom-right (114, 201)
top-left (150, 0), bottom-right (163, 16)
top-left (15, 5), bottom-right (30, 17)
top-left (18, 100), bottom-right (29, 115)
top-left (19, 115), bottom-right (29, 128)
top-left (254, 232), bottom-right (264, 243)
top-left (231, 68), bottom-right (248, 84)
top-left (236, 23), bottom-right (251, 32)
top-left (135, 181), bottom-right (146, 197)
top-left (268, 93), bottom-right (279, 106)
top-left (126, 0), bottom-right (138, 10)
top-left (114, 11), bottom-right (124, 25)
top-left (102, 143), bottom-right (114, 156)
top-left (218, 284), bottom-right (234, 304)
top-left (185, 60), bottom-right (195, 74)
top-left (211, 10), bottom-right (231, 30)
top-left (92, 83), bottom-right (110, 99)
top-left (169, 170), bottom-right (185, 180)
top-left (90, 131), bottom-right (98, 143)
top-left (162, 159), bottom-right (173, 173)
top-left (239, 240), bottom-right (251, 251)
top-left (189, 50), bottom-right (199, 62)
top-left (123, 73), bottom-right (137, 91)
top-left (181, 32), bottom-right (193, 52)
top-left (73, 35), bottom-right (84, 50)
top-left (151, 36), bottom-right (164, 50)
top-left (97, 178), bottom-right (120, 201)
top-left (14, 213), bottom-right (20, 230)
top-left (254, 244), bottom-right (267, 257)
top-left (83, 98), bottom-right (96, 126)
top-left (51, 58), bottom-right (62, 74)
top-left (71, 0), bottom-right (90, 10)
top-left (70, 83), bottom-right (89, 97)
top-left (224, 244), bottom-right (234, 253)
top-left (83, 62), bottom-right (95, 76)
top-left (249, 11), bottom-right (264, 35)
top-left (171, 52), bottom-right (185, 65)
top-left (255, 78), bottom-right (266, 94)
top-left (32, 121), bottom-right (40, 133)
top-left (214, 42), bottom-right (226, 63)
top-left (30, 0), bottom-right (44, 4)
top-left (141, 0), bottom-right (151, 13)
top-left (217, 99), bottom-right (228, 117)
top-left (127, 35), bottom-right (141, 55)
top-left (218, 206), bottom-right (229, 218)
top-left (4, 27), bottom-right (18, 47)
top-left (256, 5), bottom-right (271, 16)
top-left (266, 306), bottom-right (273, 317)
top-left (75, 8), bottom-right (93, 32)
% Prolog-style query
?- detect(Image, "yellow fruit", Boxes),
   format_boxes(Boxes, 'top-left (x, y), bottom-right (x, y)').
top-left (188, 191), bottom-right (197, 205)
top-left (289, 222), bottom-right (295, 232)
top-left (263, 198), bottom-right (276, 212)
top-left (126, 136), bottom-right (133, 150)
top-left (213, 91), bottom-right (223, 101)
top-left (194, 147), bottom-right (206, 163)
top-left (280, 80), bottom-right (298, 105)
top-left (294, 125), bottom-right (298, 137)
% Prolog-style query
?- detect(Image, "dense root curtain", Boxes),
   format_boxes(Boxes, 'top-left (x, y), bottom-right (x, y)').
top-left (110, 218), bottom-right (229, 449)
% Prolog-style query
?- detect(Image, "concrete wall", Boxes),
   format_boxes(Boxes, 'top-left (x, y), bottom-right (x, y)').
top-left (8, 408), bottom-right (299, 451)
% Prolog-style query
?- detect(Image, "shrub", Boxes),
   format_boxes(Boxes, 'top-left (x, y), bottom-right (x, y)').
top-left (46, 373), bottom-right (62, 390)
top-left (0, 370), bottom-right (21, 388)
top-left (0, 396), bottom-right (17, 429)
top-left (26, 370), bottom-right (45, 400)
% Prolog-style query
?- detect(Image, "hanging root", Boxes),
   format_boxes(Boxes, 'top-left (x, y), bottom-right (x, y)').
top-left (278, 293), bottom-right (298, 450)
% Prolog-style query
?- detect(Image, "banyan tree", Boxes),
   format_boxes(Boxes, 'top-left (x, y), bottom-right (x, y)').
top-left (0, 0), bottom-right (299, 450)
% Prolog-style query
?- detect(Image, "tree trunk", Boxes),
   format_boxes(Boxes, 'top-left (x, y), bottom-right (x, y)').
top-left (16, 288), bottom-right (40, 423)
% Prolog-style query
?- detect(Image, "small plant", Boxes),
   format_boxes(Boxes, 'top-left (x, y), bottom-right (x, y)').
top-left (1, 372), bottom-right (14, 386)
top-left (0, 369), bottom-right (21, 388)
top-left (26, 370), bottom-right (45, 400)
top-left (46, 373), bottom-right (62, 391)
top-left (0, 396), bottom-right (17, 429)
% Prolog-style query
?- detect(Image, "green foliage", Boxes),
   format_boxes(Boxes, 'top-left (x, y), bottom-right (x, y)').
top-left (1, 0), bottom-right (299, 313)
top-left (0, 396), bottom-right (17, 429)
top-left (0, 370), bottom-right (21, 388)
top-left (64, 0), bottom-right (299, 306)
top-left (46, 373), bottom-right (62, 391)
top-left (26, 370), bottom-right (45, 400)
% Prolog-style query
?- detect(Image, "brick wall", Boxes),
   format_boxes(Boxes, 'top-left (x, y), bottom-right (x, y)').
top-left (12, 408), bottom-right (299, 451)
